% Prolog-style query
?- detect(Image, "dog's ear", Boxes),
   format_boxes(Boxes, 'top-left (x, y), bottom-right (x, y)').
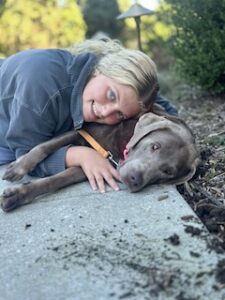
top-left (152, 103), bottom-right (191, 130)
top-left (169, 167), bottom-right (196, 185)
top-left (167, 157), bottom-right (201, 185)
top-left (127, 112), bottom-right (175, 149)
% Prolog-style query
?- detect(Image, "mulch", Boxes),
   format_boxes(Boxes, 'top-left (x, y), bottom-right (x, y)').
top-left (174, 95), bottom-right (225, 253)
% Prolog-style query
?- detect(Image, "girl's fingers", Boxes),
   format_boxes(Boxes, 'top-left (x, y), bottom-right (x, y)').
top-left (105, 176), bottom-right (120, 191)
top-left (100, 167), bottom-right (120, 192)
top-left (110, 166), bottom-right (122, 182)
top-left (86, 173), bottom-right (98, 192)
top-left (87, 168), bottom-right (120, 193)
top-left (96, 175), bottom-right (106, 193)
top-left (86, 170), bottom-right (106, 193)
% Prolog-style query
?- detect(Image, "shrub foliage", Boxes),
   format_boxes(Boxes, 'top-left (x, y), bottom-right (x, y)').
top-left (165, 0), bottom-right (225, 94)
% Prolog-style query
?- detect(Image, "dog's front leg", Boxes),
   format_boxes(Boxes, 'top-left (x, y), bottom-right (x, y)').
top-left (1, 166), bottom-right (86, 212)
top-left (3, 130), bottom-right (77, 182)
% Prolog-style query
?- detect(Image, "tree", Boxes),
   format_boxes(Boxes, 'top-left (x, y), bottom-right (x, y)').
top-left (0, 0), bottom-right (86, 56)
top-left (83, 0), bottom-right (124, 39)
top-left (164, 0), bottom-right (225, 94)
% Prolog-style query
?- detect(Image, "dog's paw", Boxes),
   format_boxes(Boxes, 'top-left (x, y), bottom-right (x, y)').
top-left (2, 161), bottom-right (26, 182)
top-left (0, 188), bottom-right (23, 212)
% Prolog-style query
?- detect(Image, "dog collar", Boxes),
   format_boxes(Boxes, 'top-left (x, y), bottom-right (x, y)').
top-left (77, 129), bottom-right (119, 168)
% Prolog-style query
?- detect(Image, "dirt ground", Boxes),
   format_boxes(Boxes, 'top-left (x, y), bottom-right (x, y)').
top-left (172, 93), bottom-right (225, 254)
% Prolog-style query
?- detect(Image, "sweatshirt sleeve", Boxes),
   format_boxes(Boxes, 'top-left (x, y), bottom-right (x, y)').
top-left (1, 50), bottom-right (74, 177)
top-left (6, 103), bottom-right (68, 177)
top-left (30, 147), bottom-right (68, 177)
top-left (155, 93), bottom-right (178, 116)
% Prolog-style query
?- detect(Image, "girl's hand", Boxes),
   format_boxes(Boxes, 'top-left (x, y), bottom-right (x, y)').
top-left (66, 146), bottom-right (121, 193)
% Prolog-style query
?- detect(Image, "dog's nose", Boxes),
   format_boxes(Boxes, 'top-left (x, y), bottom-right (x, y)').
top-left (127, 171), bottom-right (143, 189)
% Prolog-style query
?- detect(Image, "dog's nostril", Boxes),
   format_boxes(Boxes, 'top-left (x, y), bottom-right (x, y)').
top-left (129, 172), bottom-right (143, 187)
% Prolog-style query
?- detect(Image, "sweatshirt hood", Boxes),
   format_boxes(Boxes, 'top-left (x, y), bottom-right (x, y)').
top-left (68, 52), bottom-right (97, 129)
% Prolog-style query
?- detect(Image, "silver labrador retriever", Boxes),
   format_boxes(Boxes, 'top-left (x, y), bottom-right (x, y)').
top-left (0, 106), bottom-right (199, 212)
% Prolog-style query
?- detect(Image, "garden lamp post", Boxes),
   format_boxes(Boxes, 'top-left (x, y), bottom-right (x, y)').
top-left (117, 1), bottom-right (153, 51)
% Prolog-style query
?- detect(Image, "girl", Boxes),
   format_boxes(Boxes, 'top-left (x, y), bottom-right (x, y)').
top-left (0, 39), bottom-right (176, 193)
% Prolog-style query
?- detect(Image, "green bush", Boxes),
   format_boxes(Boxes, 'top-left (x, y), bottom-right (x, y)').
top-left (164, 0), bottom-right (225, 95)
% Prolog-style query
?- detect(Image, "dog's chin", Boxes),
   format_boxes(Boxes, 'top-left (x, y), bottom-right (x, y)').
top-left (127, 185), bottom-right (144, 193)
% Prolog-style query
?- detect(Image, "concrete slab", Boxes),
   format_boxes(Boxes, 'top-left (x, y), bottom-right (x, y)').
top-left (0, 164), bottom-right (224, 300)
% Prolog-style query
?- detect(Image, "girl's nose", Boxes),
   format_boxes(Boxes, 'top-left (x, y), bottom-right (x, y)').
top-left (101, 103), bottom-right (117, 117)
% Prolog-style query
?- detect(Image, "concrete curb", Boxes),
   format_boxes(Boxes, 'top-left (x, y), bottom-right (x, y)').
top-left (0, 165), bottom-right (224, 300)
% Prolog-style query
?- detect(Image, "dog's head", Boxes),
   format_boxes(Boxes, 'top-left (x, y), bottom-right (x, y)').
top-left (119, 111), bottom-right (200, 192)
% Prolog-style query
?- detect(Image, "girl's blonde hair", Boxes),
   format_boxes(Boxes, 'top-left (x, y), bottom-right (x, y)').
top-left (69, 38), bottom-right (159, 112)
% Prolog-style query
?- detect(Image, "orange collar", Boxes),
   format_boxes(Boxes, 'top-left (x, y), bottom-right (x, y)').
top-left (77, 129), bottom-right (118, 167)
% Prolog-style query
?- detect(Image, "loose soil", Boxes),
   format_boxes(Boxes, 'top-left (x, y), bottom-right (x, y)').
top-left (173, 95), bottom-right (225, 253)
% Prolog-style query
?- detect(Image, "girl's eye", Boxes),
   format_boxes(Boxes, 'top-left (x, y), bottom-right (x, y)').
top-left (107, 89), bottom-right (116, 102)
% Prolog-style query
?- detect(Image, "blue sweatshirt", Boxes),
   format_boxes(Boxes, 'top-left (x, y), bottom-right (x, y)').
top-left (0, 49), bottom-right (97, 176)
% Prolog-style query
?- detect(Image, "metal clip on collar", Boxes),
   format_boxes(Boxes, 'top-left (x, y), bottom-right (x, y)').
top-left (107, 152), bottom-right (119, 168)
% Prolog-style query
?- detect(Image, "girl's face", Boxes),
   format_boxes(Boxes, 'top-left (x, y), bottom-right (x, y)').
top-left (82, 73), bottom-right (140, 125)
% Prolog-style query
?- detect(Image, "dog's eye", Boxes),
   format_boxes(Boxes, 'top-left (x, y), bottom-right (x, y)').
top-left (163, 168), bottom-right (174, 176)
top-left (152, 143), bottom-right (161, 151)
